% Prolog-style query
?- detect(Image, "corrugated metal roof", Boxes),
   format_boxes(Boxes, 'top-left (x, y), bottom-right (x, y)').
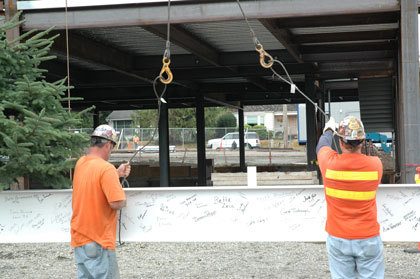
top-left (54, 53), bottom-right (109, 70)
top-left (63, 19), bottom-right (396, 72)
top-left (78, 26), bottom-right (190, 56)
top-left (76, 20), bottom-right (284, 57)
top-left (183, 20), bottom-right (285, 52)
top-left (291, 23), bottom-right (398, 35)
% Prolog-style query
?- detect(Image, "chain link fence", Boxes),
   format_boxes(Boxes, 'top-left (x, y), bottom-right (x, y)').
top-left (70, 127), bottom-right (297, 150)
top-left (71, 127), bottom-right (304, 166)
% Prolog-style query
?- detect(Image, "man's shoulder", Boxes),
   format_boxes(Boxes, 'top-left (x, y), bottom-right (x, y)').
top-left (318, 146), bottom-right (335, 158)
top-left (365, 155), bottom-right (383, 168)
top-left (99, 160), bottom-right (116, 171)
top-left (317, 147), bottom-right (337, 169)
top-left (77, 155), bottom-right (114, 169)
top-left (349, 154), bottom-right (382, 171)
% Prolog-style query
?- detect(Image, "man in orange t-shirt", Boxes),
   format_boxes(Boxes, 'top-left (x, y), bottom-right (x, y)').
top-left (316, 116), bottom-right (384, 279)
top-left (71, 124), bottom-right (131, 279)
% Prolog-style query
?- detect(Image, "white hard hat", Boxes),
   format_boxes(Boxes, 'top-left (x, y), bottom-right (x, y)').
top-left (91, 124), bottom-right (117, 144)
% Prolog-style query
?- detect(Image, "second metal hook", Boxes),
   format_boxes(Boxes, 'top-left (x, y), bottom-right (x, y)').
top-left (159, 57), bottom-right (173, 85)
top-left (255, 44), bottom-right (274, 69)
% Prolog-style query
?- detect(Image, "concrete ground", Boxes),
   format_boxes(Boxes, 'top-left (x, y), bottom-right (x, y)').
top-left (111, 148), bottom-right (307, 167)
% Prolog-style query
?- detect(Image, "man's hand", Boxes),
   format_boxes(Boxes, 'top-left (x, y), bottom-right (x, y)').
top-left (323, 117), bottom-right (337, 133)
top-left (109, 200), bottom-right (127, 210)
top-left (117, 163), bottom-right (131, 178)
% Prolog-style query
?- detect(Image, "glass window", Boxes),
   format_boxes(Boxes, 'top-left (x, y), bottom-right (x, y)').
top-left (224, 133), bottom-right (233, 140)
top-left (246, 133), bottom-right (259, 139)
top-left (247, 116), bottom-right (258, 125)
top-left (113, 120), bottom-right (133, 130)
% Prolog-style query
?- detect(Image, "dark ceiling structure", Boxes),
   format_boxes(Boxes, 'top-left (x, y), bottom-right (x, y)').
top-left (18, 0), bottom-right (399, 111)
top-left (3, 0), bottom-right (420, 183)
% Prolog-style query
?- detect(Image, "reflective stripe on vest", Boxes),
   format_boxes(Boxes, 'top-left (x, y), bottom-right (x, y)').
top-left (326, 169), bottom-right (378, 181)
top-left (325, 187), bottom-right (376, 201)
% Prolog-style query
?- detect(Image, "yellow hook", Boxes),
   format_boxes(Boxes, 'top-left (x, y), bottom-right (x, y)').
top-left (159, 57), bottom-right (173, 84)
top-left (255, 44), bottom-right (274, 69)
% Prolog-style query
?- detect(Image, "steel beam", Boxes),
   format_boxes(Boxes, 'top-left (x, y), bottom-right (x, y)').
top-left (259, 19), bottom-right (303, 63)
top-left (52, 30), bottom-right (157, 85)
top-left (134, 66), bottom-right (275, 81)
top-left (270, 12), bottom-right (399, 28)
top-left (143, 24), bottom-right (220, 66)
top-left (21, 0), bottom-right (400, 30)
top-left (133, 50), bottom-right (294, 69)
top-left (142, 25), bottom-right (268, 90)
top-left (4, 185), bottom-right (419, 242)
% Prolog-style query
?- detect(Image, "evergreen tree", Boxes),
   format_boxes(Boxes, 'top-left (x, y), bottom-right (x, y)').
top-left (216, 112), bottom-right (237, 128)
top-left (0, 14), bottom-right (91, 190)
top-left (205, 107), bottom-right (231, 127)
top-left (132, 107), bottom-right (231, 128)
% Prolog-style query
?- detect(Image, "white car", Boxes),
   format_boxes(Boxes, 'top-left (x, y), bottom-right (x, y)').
top-left (207, 132), bottom-right (260, 150)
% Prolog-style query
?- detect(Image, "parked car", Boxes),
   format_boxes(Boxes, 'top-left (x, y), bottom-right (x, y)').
top-left (207, 132), bottom-right (260, 150)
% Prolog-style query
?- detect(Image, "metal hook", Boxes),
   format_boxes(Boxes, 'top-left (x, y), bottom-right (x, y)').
top-left (159, 57), bottom-right (173, 85)
top-left (255, 44), bottom-right (274, 69)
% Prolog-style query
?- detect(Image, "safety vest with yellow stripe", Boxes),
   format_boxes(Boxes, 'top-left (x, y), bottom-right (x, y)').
top-left (415, 174), bottom-right (420, 184)
top-left (317, 147), bottom-right (382, 239)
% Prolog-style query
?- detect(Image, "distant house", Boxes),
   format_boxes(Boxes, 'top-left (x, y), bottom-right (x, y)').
top-left (106, 110), bottom-right (134, 130)
top-left (232, 105), bottom-right (298, 136)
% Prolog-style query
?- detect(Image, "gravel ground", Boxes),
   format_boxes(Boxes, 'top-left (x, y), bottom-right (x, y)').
top-left (1, 242), bottom-right (419, 278)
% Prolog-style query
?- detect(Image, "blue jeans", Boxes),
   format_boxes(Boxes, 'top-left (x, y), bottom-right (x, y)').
top-left (326, 235), bottom-right (384, 279)
top-left (74, 242), bottom-right (120, 279)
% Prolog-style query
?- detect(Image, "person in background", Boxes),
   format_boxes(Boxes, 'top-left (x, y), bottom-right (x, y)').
top-left (71, 124), bottom-right (131, 279)
top-left (316, 116), bottom-right (384, 279)
top-left (133, 135), bottom-right (140, 150)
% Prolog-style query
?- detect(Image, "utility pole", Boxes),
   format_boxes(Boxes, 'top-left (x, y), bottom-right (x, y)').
top-left (5, 0), bottom-right (19, 43)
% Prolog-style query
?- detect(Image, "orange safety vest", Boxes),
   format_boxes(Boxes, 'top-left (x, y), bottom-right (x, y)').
top-left (318, 147), bottom-right (383, 239)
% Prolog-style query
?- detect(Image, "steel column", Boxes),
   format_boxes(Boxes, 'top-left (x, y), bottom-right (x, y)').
top-left (238, 102), bottom-right (246, 172)
top-left (305, 75), bottom-right (318, 171)
top-left (159, 102), bottom-right (170, 187)
top-left (196, 93), bottom-right (207, 186)
top-left (398, 0), bottom-right (420, 183)
top-left (93, 110), bottom-right (99, 128)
